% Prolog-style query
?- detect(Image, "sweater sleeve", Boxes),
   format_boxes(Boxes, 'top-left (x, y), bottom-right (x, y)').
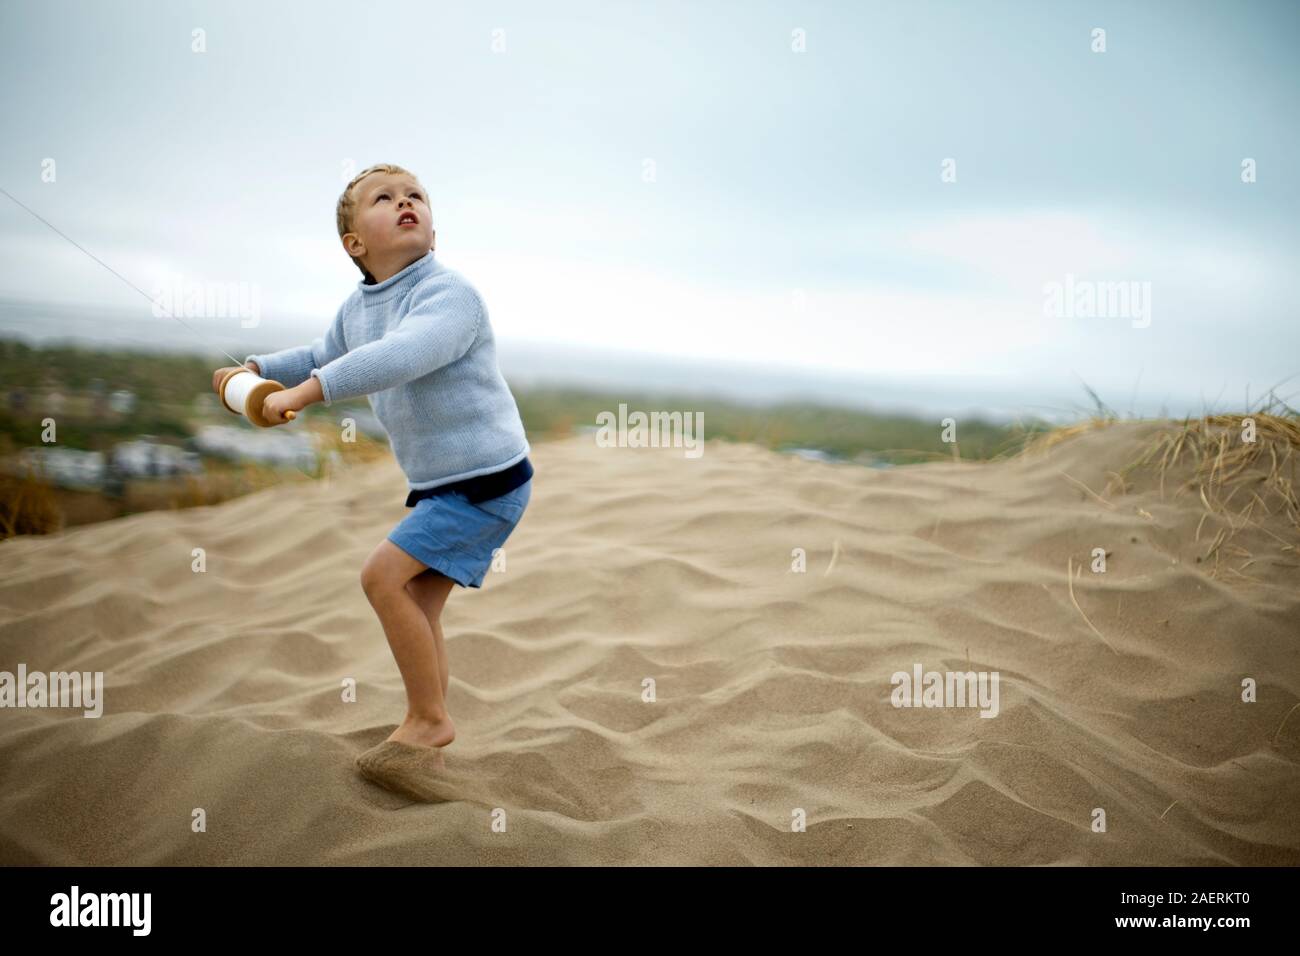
top-left (309, 277), bottom-right (484, 405)
top-left (245, 302), bottom-right (349, 388)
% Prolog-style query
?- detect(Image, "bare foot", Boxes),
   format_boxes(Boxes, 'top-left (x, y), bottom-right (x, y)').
top-left (386, 713), bottom-right (456, 750)
top-left (356, 740), bottom-right (450, 799)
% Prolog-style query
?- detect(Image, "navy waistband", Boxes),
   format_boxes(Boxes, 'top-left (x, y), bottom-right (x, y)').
top-left (404, 456), bottom-right (533, 507)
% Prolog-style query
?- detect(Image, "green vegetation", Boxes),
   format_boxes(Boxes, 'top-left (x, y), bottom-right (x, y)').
top-left (0, 338), bottom-right (371, 455)
top-left (0, 337), bottom-right (1057, 535)
top-left (0, 338), bottom-right (213, 401)
top-left (512, 386), bottom-right (1045, 464)
top-left (1, 338), bottom-right (1045, 464)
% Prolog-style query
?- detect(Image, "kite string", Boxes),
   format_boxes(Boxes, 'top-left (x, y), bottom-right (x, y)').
top-left (0, 184), bottom-right (249, 368)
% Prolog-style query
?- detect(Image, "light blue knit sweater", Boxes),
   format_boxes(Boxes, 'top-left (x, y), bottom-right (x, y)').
top-left (246, 250), bottom-right (530, 491)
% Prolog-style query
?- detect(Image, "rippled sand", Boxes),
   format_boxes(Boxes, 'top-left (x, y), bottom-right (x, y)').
top-left (1, 425), bottom-right (1296, 865)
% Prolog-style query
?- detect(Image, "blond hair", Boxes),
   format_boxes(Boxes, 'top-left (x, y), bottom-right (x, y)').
top-left (336, 163), bottom-right (426, 282)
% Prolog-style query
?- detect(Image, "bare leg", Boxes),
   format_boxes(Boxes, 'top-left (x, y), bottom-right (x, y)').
top-left (360, 540), bottom-right (456, 750)
top-left (406, 569), bottom-right (455, 699)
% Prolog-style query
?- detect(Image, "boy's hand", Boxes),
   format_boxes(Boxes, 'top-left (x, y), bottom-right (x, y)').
top-left (262, 377), bottom-right (324, 425)
top-left (211, 361), bottom-right (260, 395)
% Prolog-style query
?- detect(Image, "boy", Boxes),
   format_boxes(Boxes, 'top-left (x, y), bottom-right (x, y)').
top-left (211, 163), bottom-right (532, 792)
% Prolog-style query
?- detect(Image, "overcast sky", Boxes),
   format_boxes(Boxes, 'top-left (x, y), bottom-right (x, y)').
top-left (1, 0), bottom-right (1297, 414)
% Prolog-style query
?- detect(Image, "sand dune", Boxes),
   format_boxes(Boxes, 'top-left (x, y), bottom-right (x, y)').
top-left (0, 423), bottom-right (1297, 865)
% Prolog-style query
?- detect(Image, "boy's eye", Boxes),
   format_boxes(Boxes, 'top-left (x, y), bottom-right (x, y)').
top-left (375, 193), bottom-right (390, 202)
top-left (410, 192), bottom-right (422, 201)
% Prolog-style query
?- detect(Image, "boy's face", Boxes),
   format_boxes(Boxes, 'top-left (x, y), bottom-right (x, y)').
top-left (342, 172), bottom-right (435, 278)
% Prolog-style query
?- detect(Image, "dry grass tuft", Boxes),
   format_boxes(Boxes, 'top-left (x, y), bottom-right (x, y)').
top-left (0, 469), bottom-right (63, 538)
top-left (1024, 401), bottom-right (1300, 580)
top-left (1019, 417), bottom-right (1120, 456)
top-left (1127, 411), bottom-right (1299, 541)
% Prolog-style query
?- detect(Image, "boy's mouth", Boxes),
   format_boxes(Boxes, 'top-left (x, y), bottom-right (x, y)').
top-left (397, 211), bottom-right (419, 227)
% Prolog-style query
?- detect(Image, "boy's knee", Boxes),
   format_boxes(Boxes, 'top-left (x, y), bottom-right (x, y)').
top-left (360, 556), bottom-right (395, 600)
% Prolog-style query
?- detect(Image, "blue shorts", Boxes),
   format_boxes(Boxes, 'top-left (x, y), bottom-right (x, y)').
top-left (387, 479), bottom-right (532, 589)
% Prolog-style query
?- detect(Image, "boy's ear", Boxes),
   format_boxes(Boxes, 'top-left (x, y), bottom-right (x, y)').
top-left (341, 233), bottom-right (372, 280)
top-left (430, 228), bottom-right (436, 252)
top-left (341, 232), bottom-right (366, 260)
